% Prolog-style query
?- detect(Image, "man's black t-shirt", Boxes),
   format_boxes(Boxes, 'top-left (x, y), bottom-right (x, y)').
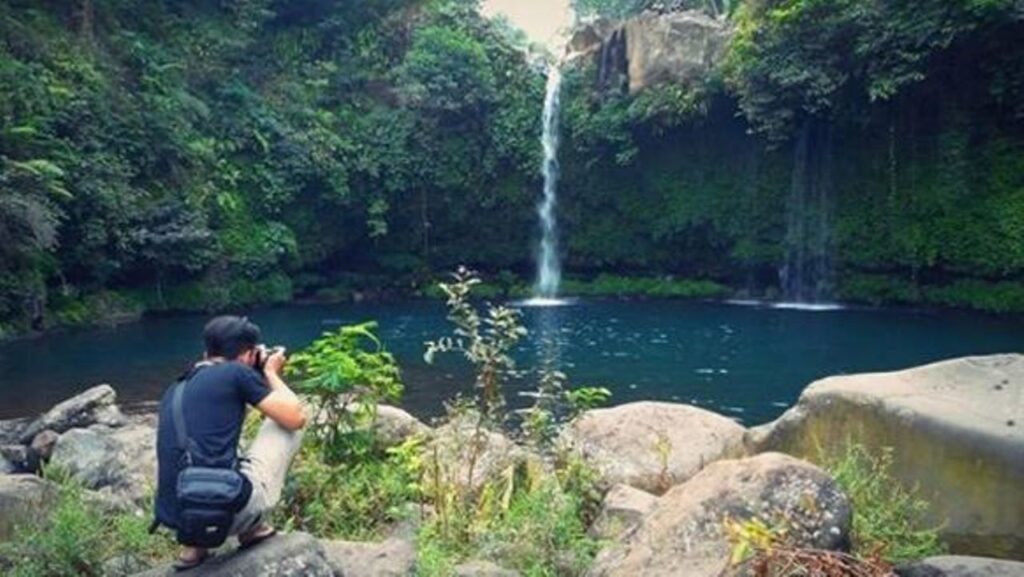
top-left (155, 362), bottom-right (271, 528)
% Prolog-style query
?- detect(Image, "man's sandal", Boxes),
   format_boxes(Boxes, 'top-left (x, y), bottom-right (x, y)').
top-left (172, 549), bottom-right (209, 571)
top-left (238, 524), bottom-right (278, 550)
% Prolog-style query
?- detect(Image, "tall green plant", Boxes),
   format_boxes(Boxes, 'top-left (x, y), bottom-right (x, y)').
top-left (287, 321), bottom-right (403, 462)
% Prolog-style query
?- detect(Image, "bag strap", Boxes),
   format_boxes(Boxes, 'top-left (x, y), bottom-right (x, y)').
top-left (171, 380), bottom-right (189, 455)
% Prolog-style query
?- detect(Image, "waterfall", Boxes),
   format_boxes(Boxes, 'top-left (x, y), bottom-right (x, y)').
top-left (779, 121), bottom-right (836, 306)
top-left (533, 65), bottom-right (564, 302)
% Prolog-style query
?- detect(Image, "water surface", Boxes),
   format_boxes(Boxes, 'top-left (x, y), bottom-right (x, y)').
top-left (1, 299), bottom-right (1021, 425)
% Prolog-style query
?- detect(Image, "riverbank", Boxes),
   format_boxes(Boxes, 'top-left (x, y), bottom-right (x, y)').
top-left (1, 354), bottom-right (1022, 575)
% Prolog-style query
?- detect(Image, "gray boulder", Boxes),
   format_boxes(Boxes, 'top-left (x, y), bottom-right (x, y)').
top-left (898, 556), bottom-right (1024, 576)
top-left (590, 484), bottom-right (658, 540)
top-left (454, 560), bottom-right (522, 576)
top-left (562, 401), bottom-right (746, 494)
top-left (18, 384), bottom-right (126, 443)
top-left (131, 532), bottom-right (333, 577)
top-left (752, 354), bottom-right (1024, 558)
top-left (0, 417), bottom-right (27, 445)
top-left (321, 537), bottom-right (416, 576)
top-left (0, 474), bottom-right (57, 540)
top-left (587, 453), bottom-right (851, 577)
top-left (49, 417), bottom-right (156, 502)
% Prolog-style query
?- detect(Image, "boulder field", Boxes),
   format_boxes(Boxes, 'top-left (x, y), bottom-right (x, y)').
top-left (0, 353), bottom-right (1021, 575)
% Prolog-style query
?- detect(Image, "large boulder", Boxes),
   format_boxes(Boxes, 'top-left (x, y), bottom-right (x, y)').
top-left (131, 533), bottom-right (333, 577)
top-left (0, 474), bottom-right (57, 540)
top-left (590, 484), bottom-right (658, 540)
top-left (18, 384), bottom-right (126, 443)
top-left (897, 556), bottom-right (1024, 576)
top-left (751, 354), bottom-right (1024, 558)
top-left (49, 416), bottom-right (156, 502)
top-left (623, 10), bottom-right (732, 93)
top-left (454, 560), bottom-right (522, 576)
top-left (587, 453), bottom-right (851, 577)
top-left (321, 537), bottom-right (416, 576)
top-left (562, 401), bottom-right (746, 494)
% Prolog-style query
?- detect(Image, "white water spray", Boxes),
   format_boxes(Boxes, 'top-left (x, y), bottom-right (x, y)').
top-left (533, 66), bottom-right (563, 302)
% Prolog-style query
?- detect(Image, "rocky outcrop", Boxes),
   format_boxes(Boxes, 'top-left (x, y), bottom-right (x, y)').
top-left (590, 484), bottom-right (658, 540)
top-left (321, 537), bottom-right (416, 577)
top-left (0, 473), bottom-right (56, 540)
top-left (751, 354), bottom-right (1024, 558)
top-left (897, 555), bottom-right (1024, 576)
top-left (17, 384), bottom-right (125, 443)
top-left (131, 533), bottom-right (334, 577)
top-left (562, 401), bottom-right (745, 494)
top-left (587, 453), bottom-right (851, 577)
top-left (567, 10), bottom-right (733, 95)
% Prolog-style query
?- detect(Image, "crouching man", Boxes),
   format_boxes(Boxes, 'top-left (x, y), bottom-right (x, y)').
top-left (153, 315), bottom-right (307, 570)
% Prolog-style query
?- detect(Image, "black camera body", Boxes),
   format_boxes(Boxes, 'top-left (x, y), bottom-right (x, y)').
top-left (254, 344), bottom-right (285, 372)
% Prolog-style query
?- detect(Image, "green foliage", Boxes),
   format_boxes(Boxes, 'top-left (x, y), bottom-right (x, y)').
top-left (0, 473), bottom-right (174, 577)
top-left (288, 321), bottom-right (403, 462)
top-left (276, 437), bottom-right (424, 540)
top-left (824, 444), bottom-right (946, 563)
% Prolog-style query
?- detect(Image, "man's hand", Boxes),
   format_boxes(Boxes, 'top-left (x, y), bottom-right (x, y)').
top-left (262, 347), bottom-right (287, 377)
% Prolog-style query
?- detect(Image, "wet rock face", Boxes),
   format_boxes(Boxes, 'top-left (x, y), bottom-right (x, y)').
top-left (562, 401), bottom-right (746, 494)
top-left (587, 453), bottom-right (851, 577)
top-left (752, 354), bottom-right (1024, 558)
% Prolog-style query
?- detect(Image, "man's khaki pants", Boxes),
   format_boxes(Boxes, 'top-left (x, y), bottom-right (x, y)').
top-left (229, 417), bottom-right (304, 535)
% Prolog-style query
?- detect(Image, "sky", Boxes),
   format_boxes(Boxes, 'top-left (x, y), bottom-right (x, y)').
top-left (481, 0), bottom-right (575, 49)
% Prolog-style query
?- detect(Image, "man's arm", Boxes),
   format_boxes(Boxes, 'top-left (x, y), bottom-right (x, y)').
top-left (255, 351), bottom-right (307, 431)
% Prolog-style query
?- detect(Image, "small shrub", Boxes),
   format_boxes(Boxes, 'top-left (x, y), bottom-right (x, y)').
top-left (824, 444), bottom-right (946, 563)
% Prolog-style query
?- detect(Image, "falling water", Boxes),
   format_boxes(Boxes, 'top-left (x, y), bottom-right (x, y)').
top-left (534, 65), bottom-right (564, 302)
top-left (779, 121), bottom-right (837, 308)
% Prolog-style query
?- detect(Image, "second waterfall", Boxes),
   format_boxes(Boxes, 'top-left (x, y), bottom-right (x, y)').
top-left (533, 65), bottom-right (563, 302)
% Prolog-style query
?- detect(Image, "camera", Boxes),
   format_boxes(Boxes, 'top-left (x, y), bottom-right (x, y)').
top-left (254, 344), bottom-right (286, 372)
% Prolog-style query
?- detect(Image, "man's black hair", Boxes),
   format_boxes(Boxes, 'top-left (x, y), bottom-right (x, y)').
top-left (203, 315), bottom-right (262, 359)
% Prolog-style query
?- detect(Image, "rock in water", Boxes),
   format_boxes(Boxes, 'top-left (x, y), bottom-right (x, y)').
top-left (18, 384), bottom-right (126, 443)
top-left (0, 474), bottom-right (57, 540)
top-left (321, 537), bottom-right (416, 576)
top-left (897, 555), bottom-right (1024, 576)
top-left (587, 453), bottom-right (851, 577)
top-left (752, 354), bottom-right (1024, 558)
top-left (131, 533), bottom-right (333, 577)
top-left (563, 401), bottom-right (745, 494)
